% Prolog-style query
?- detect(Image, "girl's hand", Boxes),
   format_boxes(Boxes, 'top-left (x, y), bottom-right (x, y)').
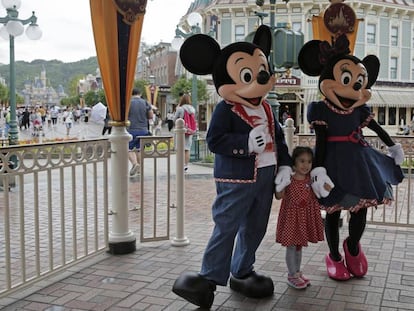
top-left (275, 190), bottom-right (284, 200)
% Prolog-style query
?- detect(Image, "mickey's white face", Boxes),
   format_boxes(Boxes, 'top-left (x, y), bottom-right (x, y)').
top-left (217, 48), bottom-right (275, 109)
top-left (320, 59), bottom-right (372, 110)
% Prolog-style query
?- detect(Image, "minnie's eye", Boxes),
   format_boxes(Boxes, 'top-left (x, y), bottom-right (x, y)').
top-left (240, 68), bottom-right (253, 84)
top-left (341, 72), bottom-right (352, 85)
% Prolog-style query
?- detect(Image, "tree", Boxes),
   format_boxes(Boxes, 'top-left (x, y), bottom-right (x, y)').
top-left (134, 79), bottom-right (147, 98)
top-left (67, 74), bottom-right (85, 97)
top-left (0, 83), bottom-right (9, 107)
top-left (171, 76), bottom-right (208, 103)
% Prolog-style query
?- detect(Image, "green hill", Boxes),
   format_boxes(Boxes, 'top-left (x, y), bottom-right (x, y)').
top-left (0, 57), bottom-right (98, 94)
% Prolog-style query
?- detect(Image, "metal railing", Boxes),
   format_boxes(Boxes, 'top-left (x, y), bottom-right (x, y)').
top-left (0, 119), bottom-right (412, 304)
top-left (0, 138), bottom-right (110, 298)
top-left (293, 125), bottom-right (414, 228)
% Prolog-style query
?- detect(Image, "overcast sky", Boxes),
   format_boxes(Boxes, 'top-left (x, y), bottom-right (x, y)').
top-left (0, 0), bottom-right (193, 64)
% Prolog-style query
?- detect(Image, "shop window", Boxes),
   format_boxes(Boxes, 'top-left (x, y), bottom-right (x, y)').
top-left (399, 107), bottom-right (406, 126)
top-left (378, 107), bottom-right (385, 125)
top-left (389, 107), bottom-right (396, 125)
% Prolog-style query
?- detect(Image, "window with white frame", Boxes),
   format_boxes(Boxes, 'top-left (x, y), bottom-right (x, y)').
top-left (412, 58), bottom-right (414, 80)
top-left (390, 57), bottom-right (398, 79)
top-left (391, 26), bottom-right (399, 46)
top-left (367, 24), bottom-right (376, 44)
top-left (235, 25), bottom-right (245, 42)
top-left (292, 22), bottom-right (302, 32)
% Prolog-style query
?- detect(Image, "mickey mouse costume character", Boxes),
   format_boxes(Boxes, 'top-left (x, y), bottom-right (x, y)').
top-left (172, 25), bottom-right (292, 308)
top-left (298, 34), bottom-right (404, 281)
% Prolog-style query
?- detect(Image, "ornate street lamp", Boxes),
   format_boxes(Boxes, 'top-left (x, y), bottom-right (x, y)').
top-left (0, 0), bottom-right (42, 145)
top-left (171, 12), bottom-right (203, 112)
top-left (256, 0), bottom-right (289, 120)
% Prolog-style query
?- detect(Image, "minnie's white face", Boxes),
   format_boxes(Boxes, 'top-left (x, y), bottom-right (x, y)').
top-left (320, 59), bottom-right (372, 110)
top-left (217, 48), bottom-right (275, 109)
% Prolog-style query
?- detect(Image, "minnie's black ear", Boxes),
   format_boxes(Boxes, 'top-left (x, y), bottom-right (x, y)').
top-left (252, 25), bottom-right (272, 57)
top-left (179, 34), bottom-right (221, 75)
top-left (362, 55), bottom-right (380, 89)
top-left (298, 40), bottom-right (324, 76)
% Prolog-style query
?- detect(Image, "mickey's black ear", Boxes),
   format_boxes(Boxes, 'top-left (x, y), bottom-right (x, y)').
top-left (253, 25), bottom-right (272, 56)
top-left (298, 40), bottom-right (324, 76)
top-left (179, 34), bottom-right (221, 75)
top-left (362, 55), bottom-right (380, 89)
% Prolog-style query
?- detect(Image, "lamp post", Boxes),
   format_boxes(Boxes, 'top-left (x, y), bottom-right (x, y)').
top-left (171, 12), bottom-right (203, 112)
top-left (255, 0), bottom-right (290, 122)
top-left (0, 0), bottom-right (42, 145)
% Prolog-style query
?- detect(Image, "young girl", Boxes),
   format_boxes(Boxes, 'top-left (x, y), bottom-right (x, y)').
top-left (275, 146), bottom-right (325, 289)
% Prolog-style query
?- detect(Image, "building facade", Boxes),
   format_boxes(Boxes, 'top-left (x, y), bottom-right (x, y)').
top-left (172, 0), bottom-right (414, 134)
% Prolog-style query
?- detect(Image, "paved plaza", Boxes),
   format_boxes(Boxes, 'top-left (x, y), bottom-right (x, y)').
top-left (1, 121), bottom-right (414, 310)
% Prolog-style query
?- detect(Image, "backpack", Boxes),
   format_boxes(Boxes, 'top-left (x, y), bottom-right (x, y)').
top-left (183, 109), bottom-right (197, 135)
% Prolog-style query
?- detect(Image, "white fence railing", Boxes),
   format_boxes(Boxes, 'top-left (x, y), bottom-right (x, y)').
top-left (292, 122), bottom-right (414, 228)
top-left (0, 139), bottom-right (110, 299)
top-left (0, 120), bottom-right (412, 306)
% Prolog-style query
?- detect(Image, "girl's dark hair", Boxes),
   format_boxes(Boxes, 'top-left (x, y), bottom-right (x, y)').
top-left (291, 146), bottom-right (314, 164)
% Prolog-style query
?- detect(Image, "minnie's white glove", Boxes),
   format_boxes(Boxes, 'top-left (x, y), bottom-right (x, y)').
top-left (274, 166), bottom-right (292, 193)
top-left (388, 143), bottom-right (404, 165)
top-left (310, 167), bottom-right (334, 199)
top-left (248, 124), bottom-right (267, 154)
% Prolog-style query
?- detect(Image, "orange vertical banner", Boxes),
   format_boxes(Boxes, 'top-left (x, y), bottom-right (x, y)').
top-left (89, 0), bottom-right (147, 124)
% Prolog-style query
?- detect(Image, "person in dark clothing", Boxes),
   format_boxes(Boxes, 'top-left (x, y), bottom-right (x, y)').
top-left (20, 108), bottom-right (30, 130)
top-left (102, 109), bottom-right (112, 135)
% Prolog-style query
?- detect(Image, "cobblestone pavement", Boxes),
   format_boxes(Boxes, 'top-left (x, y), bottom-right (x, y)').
top-left (2, 168), bottom-right (414, 310)
top-left (2, 123), bottom-right (414, 310)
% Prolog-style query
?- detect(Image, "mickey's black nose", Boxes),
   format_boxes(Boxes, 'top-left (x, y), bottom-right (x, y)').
top-left (257, 71), bottom-right (270, 85)
top-left (353, 82), bottom-right (362, 91)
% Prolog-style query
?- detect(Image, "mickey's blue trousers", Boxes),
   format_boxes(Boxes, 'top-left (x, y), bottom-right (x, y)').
top-left (200, 165), bottom-right (275, 286)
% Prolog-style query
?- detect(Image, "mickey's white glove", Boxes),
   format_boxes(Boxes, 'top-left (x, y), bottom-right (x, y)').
top-left (388, 143), bottom-right (404, 165)
top-left (248, 124), bottom-right (267, 154)
top-left (275, 166), bottom-right (292, 193)
top-left (310, 167), bottom-right (335, 199)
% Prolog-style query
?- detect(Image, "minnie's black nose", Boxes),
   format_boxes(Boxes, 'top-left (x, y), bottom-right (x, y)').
top-left (257, 71), bottom-right (270, 85)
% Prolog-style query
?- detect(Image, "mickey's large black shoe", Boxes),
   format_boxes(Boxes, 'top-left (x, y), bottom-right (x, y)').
top-left (172, 272), bottom-right (216, 309)
top-left (229, 271), bottom-right (274, 298)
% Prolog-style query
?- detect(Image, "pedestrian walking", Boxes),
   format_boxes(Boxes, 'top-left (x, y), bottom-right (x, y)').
top-left (102, 109), bottom-right (112, 135)
top-left (127, 88), bottom-right (153, 177)
top-left (64, 108), bottom-right (74, 136)
top-left (173, 94), bottom-right (196, 171)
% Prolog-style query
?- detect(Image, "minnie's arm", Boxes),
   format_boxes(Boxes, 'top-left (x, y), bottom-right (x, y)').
top-left (366, 119), bottom-right (395, 147)
top-left (367, 119), bottom-right (404, 165)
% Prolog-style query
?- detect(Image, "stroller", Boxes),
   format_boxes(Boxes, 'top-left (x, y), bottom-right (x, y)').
top-left (32, 119), bottom-right (44, 137)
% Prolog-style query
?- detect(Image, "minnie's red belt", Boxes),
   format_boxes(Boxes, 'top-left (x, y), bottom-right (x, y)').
top-left (327, 130), bottom-right (368, 146)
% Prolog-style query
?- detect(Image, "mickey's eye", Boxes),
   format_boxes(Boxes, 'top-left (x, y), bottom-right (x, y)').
top-left (356, 74), bottom-right (365, 85)
top-left (240, 68), bottom-right (253, 84)
top-left (341, 71), bottom-right (352, 85)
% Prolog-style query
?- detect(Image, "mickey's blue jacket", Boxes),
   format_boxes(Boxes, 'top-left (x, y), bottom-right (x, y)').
top-left (206, 100), bottom-right (292, 183)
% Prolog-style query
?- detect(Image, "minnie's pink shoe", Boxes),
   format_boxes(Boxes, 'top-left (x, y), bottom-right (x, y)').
top-left (343, 238), bottom-right (368, 278)
top-left (325, 254), bottom-right (351, 281)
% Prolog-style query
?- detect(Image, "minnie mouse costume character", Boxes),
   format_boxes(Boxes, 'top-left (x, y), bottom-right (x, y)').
top-left (298, 34), bottom-right (404, 281)
top-left (172, 25), bottom-right (292, 308)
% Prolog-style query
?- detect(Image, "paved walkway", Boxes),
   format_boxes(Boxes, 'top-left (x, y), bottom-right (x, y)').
top-left (2, 123), bottom-right (414, 310)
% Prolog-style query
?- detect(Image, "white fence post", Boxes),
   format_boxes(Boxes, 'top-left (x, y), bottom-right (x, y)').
top-left (284, 117), bottom-right (295, 155)
top-left (171, 118), bottom-right (190, 246)
top-left (107, 126), bottom-right (136, 253)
